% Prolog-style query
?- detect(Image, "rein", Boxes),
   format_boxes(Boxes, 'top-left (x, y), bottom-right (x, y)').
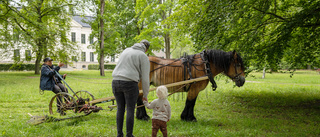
top-left (230, 58), bottom-right (244, 81)
top-left (150, 58), bottom-right (182, 72)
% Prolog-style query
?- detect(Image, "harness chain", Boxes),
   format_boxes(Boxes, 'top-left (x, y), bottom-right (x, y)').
top-left (200, 50), bottom-right (217, 91)
top-left (182, 53), bottom-right (194, 92)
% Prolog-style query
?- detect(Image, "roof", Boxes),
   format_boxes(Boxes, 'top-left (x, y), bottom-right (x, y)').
top-left (72, 15), bottom-right (94, 28)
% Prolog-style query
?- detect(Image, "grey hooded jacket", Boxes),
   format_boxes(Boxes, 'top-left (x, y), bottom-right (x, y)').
top-left (112, 43), bottom-right (150, 98)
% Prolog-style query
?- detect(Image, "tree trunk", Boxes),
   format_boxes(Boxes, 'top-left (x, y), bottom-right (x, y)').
top-left (34, 39), bottom-right (44, 74)
top-left (165, 33), bottom-right (170, 59)
top-left (160, 0), bottom-right (172, 59)
top-left (35, 54), bottom-right (41, 74)
top-left (262, 67), bottom-right (266, 79)
top-left (99, 0), bottom-right (105, 76)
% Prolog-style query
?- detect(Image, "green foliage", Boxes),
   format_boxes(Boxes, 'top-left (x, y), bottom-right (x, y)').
top-left (135, 0), bottom-right (180, 58)
top-left (170, 0), bottom-right (320, 71)
top-left (0, 63), bottom-right (35, 71)
top-left (0, 63), bottom-right (60, 71)
top-left (87, 0), bottom-right (138, 56)
top-left (88, 64), bottom-right (100, 70)
top-left (104, 64), bottom-right (116, 70)
top-left (0, 0), bottom-right (77, 73)
top-left (88, 64), bottom-right (116, 70)
top-left (83, 0), bottom-right (196, 59)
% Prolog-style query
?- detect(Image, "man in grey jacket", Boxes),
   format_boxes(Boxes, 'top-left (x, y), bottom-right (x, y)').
top-left (112, 40), bottom-right (150, 137)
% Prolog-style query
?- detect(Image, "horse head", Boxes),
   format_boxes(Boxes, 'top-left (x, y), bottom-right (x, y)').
top-left (226, 51), bottom-right (245, 87)
top-left (207, 50), bottom-right (245, 87)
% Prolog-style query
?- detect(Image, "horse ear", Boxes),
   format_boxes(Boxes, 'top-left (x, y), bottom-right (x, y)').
top-left (232, 50), bottom-right (237, 59)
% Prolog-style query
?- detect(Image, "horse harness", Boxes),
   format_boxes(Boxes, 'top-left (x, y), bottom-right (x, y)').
top-left (182, 50), bottom-right (217, 91)
top-left (229, 56), bottom-right (244, 82)
top-left (150, 50), bottom-right (217, 92)
top-left (182, 50), bottom-right (244, 91)
top-left (200, 50), bottom-right (218, 91)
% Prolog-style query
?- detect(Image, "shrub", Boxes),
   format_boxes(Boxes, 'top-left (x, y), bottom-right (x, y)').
top-left (88, 64), bottom-right (116, 70)
top-left (88, 64), bottom-right (99, 70)
top-left (0, 63), bottom-right (35, 71)
top-left (105, 64), bottom-right (116, 70)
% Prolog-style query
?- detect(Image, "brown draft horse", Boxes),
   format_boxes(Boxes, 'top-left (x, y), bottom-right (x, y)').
top-left (136, 49), bottom-right (246, 121)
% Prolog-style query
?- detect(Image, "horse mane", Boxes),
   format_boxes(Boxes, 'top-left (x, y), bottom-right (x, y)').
top-left (206, 49), bottom-right (244, 73)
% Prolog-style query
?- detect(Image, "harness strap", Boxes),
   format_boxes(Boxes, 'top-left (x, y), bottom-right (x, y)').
top-left (187, 55), bottom-right (194, 79)
top-left (150, 59), bottom-right (181, 73)
top-left (182, 53), bottom-right (194, 92)
top-left (200, 50), bottom-right (217, 91)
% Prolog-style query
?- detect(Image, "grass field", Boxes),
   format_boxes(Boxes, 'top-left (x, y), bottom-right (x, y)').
top-left (0, 70), bottom-right (319, 137)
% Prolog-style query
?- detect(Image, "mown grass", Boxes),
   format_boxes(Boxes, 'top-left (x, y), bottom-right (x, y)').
top-left (0, 70), bottom-right (319, 137)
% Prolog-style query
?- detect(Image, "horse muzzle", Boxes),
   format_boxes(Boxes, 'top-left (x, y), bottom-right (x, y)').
top-left (234, 75), bottom-right (245, 87)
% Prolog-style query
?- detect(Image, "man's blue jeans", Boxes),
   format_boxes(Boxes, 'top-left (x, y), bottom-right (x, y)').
top-left (112, 80), bottom-right (139, 137)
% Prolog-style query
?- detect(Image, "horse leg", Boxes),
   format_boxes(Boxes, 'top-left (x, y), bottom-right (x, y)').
top-left (181, 96), bottom-right (198, 122)
top-left (135, 95), bottom-right (150, 121)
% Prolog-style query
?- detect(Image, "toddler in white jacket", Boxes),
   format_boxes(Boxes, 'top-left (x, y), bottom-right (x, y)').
top-left (143, 86), bottom-right (171, 137)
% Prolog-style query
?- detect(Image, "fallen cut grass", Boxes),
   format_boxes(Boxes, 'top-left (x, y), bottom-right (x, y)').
top-left (0, 70), bottom-right (319, 136)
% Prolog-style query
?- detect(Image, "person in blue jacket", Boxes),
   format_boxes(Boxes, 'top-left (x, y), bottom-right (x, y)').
top-left (40, 57), bottom-right (68, 115)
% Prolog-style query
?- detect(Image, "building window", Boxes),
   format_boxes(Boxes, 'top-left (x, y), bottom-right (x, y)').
top-left (81, 52), bottom-right (86, 62)
top-left (90, 52), bottom-right (94, 62)
top-left (71, 32), bottom-right (76, 42)
top-left (14, 49), bottom-right (20, 61)
top-left (81, 34), bottom-right (86, 44)
top-left (25, 50), bottom-right (31, 61)
top-left (72, 56), bottom-right (78, 62)
top-left (90, 37), bottom-right (94, 44)
top-left (14, 29), bottom-right (20, 43)
top-left (111, 55), bottom-right (115, 62)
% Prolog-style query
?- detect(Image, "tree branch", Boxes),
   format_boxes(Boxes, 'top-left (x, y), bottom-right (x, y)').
top-left (241, 18), bottom-right (284, 35)
top-left (13, 18), bottom-right (34, 39)
top-left (302, 23), bottom-right (320, 28)
top-left (252, 7), bottom-right (287, 21)
top-left (3, 2), bottom-right (40, 28)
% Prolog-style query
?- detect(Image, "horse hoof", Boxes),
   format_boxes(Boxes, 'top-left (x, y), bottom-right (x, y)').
top-left (181, 117), bottom-right (197, 122)
top-left (137, 115), bottom-right (150, 121)
top-left (141, 116), bottom-right (150, 121)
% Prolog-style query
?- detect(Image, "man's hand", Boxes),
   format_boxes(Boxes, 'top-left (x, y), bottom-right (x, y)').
top-left (58, 62), bottom-right (64, 67)
top-left (142, 97), bottom-right (148, 102)
top-left (63, 74), bottom-right (67, 79)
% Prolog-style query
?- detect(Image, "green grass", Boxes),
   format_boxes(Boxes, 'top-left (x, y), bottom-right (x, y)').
top-left (0, 70), bottom-right (320, 137)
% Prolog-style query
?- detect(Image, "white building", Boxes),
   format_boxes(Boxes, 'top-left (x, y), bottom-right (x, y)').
top-left (0, 15), bottom-right (166, 69)
top-left (0, 15), bottom-right (118, 70)
top-left (68, 15), bottom-right (118, 69)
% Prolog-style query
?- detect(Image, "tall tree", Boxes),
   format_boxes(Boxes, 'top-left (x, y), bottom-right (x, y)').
top-left (171, 0), bottom-right (320, 70)
top-left (88, 0), bottom-right (140, 71)
top-left (135, 0), bottom-right (175, 58)
top-left (0, 0), bottom-right (76, 74)
top-left (99, 0), bottom-right (105, 76)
